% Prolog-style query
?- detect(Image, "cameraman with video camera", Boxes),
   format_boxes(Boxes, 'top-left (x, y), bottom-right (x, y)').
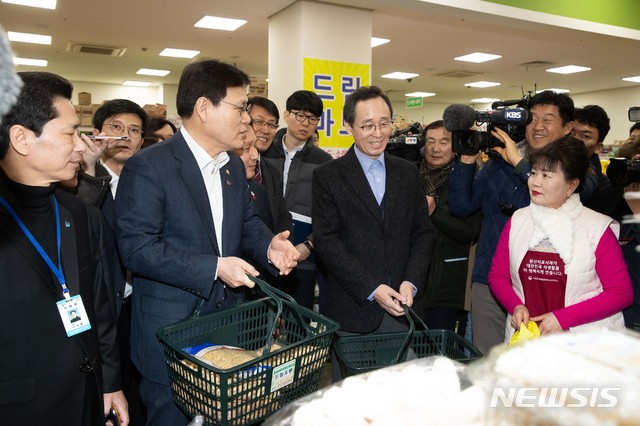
top-left (448, 90), bottom-right (575, 354)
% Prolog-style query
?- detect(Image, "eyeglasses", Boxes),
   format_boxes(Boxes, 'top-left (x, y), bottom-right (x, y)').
top-left (220, 99), bottom-right (251, 116)
top-left (251, 117), bottom-right (279, 131)
top-left (357, 121), bottom-right (391, 134)
top-left (105, 122), bottom-right (143, 140)
top-left (289, 110), bottom-right (320, 125)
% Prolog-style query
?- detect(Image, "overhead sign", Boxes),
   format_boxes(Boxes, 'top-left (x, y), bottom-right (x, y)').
top-left (406, 97), bottom-right (423, 109)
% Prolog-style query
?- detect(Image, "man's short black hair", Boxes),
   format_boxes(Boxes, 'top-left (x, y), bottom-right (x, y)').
top-left (176, 59), bottom-right (250, 119)
top-left (528, 90), bottom-right (574, 125)
top-left (630, 122), bottom-right (640, 135)
top-left (574, 105), bottom-right (610, 142)
top-left (285, 90), bottom-right (323, 118)
top-left (93, 99), bottom-right (149, 132)
top-left (1, 71), bottom-right (73, 159)
top-left (147, 117), bottom-right (177, 135)
top-left (343, 86), bottom-right (393, 126)
top-left (249, 96), bottom-right (280, 123)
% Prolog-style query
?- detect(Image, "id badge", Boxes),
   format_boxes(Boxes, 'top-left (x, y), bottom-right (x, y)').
top-left (56, 295), bottom-right (92, 337)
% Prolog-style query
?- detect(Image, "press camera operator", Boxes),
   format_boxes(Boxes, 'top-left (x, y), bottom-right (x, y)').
top-left (447, 90), bottom-right (581, 354)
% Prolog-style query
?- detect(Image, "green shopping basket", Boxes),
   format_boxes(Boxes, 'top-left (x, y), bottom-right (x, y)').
top-left (332, 305), bottom-right (482, 377)
top-left (156, 277), bottom-right (339, 426)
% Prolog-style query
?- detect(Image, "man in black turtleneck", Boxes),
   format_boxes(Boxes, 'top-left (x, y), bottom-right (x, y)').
top-left (0, 72), bottom-right (128, 425)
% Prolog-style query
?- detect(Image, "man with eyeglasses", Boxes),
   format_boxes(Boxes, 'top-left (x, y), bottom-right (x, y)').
top-left (73, 98), bottom-right (149, 424)
top-left (114, 59), bottom-right (299, 425)
top-left (312, 86), bottom-right (433, 381)
top-left (262, 90), bottom-right (333, 310)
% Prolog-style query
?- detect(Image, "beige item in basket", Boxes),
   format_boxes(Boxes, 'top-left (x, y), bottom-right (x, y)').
top-left (198, 346), bottom-right (258, 369)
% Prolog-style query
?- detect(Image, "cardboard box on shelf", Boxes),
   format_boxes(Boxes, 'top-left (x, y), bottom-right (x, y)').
top-left (143, 103), bottom-right (167, 119)
top-left (80, 104), bottom-right (100, 127)
top-left (78, 92), bottom-right (92, 106)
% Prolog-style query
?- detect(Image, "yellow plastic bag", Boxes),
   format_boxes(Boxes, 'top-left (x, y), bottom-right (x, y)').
top-left (508, 321), bottom-right (540, 347)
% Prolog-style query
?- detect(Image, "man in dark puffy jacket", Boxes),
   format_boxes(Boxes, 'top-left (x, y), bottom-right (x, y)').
top-left (262, 90), bottom-right (332, 309)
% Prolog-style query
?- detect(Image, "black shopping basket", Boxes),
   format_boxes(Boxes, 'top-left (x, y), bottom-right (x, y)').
top-left (157, 277), bottom-right (339, 426)
top-left (333, 305), bottom-right (481, 377)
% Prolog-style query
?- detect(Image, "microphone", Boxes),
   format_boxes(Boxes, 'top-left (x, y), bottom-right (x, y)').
top-left (0, 24), bottom-right (23, 119)
top-left (443, 104), bottom-right (476, 132)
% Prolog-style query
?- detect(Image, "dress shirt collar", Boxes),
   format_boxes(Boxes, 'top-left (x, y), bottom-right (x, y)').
top-left (181, 127), bottom-right (229, 172)
top-left (354, 144), bottom-right (385, 173)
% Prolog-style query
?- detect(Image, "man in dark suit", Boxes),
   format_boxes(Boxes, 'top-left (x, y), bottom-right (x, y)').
top-left (0, 71), bottom-right (127, 424)
top-left (115, 59), bottom-right (299, 425)
top-left (312, 86), bottom-right (434, 381)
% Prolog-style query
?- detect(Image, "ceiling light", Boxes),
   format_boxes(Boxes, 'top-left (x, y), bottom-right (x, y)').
top-left (464, 81), bottom-right (501, 88)
top-left (455, 52), bottom-right (502, 63)
top-left (194, 16), bottom-right (247, 31)
top-left (536, 88), bottom-right (570, 93)
top-left (406, 92), bottom-right (435, 97)
top-left (546, 65), bottom-right (591, 74)
top-left (381, 72), bottom-right (419, 80)
top-left (13, 57), bottom-right (47, 67)
top-left (122, 81), bottom-right (153, 87)
top-left (622, 76), bottom-right (640, 83)
top-left (371, 37), bottom-right (390, 48)
top-left (2, 0), bottom-right (56, 9)
top-left (471, 98), bottom-right (500, 103)
top-left (7, 31), bottom-right (52, 45)
top-left (137, 68), bottom-right (170, 77)
top-left (159, 48), bottom-right (199, 59)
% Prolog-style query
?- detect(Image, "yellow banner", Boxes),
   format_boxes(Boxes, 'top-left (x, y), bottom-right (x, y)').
top-left (303, 58), bottom-right (370, 152)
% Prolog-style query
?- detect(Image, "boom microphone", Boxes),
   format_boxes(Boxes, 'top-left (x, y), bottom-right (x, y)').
top-left (0, 24), bottom-right (23, 118)
top-left (443, 104), bottom-right (476, 132)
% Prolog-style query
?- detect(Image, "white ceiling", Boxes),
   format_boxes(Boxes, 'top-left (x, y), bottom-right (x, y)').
top-left (2, 0), bottom-right (640, 105)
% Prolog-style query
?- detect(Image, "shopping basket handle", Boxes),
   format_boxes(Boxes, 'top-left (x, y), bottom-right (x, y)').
top-left (248, 276), bottom-right (315, 336)
top-left (389, 304), bottom-right (417, 365)
top-left (403, 304), bottom-right (445, 357)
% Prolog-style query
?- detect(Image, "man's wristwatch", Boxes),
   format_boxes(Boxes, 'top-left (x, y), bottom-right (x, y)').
top-left (303, 239), bottom-right (315, 252)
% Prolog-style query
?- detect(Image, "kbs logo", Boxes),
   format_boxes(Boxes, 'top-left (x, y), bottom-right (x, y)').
top-left (505, 110), bottom-right (522, 119)
top-left (490, 387), bottom-right (620, 408)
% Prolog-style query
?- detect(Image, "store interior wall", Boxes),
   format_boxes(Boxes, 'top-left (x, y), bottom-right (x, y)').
top-left (70, 79), bottom-right (640, 143)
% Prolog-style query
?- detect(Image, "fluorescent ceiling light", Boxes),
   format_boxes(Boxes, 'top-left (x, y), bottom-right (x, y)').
top-left (159, 48), bottom-right (199, 59)
top-left (13, 57), bottom-right (47, 67)
top-left (536, 88), bottom-right (570, 93)
top-left (381, 72), bottom-right (419, 80)
top-left (464, 81), bottom-right (501, 88)
top-left (546, 65), bottom-right (591, 74)
top-left (194, 16), bottom-right (246, 31)
top-left (137, 68), bottom-right (170, 77)
top-left (406, 92), bottom-right (435, 97)
top-left (7, 31), bottom-right (52, 45)
top-left (455, 52), bottom-right (502, 63)
top-left (122, 80), bottom-right (153, 87)
top-left (2, 0), bottom-right (56, 9)
top-left (622, 76), bottom-right (640, 83)
top-left (371, 37), bottom-right (390, 48)
top-left (471, 98), bottom-right (500, 103)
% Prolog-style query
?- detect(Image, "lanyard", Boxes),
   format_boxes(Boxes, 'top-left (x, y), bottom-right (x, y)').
top-left (0, 194), bottom-right (70, 300)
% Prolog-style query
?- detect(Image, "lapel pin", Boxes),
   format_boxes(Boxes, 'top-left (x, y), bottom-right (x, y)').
top-left (225, 169), bottom-right (230, 175)
top-left (65, 221), bottom-right (71, 228)
top-left (226, 180), bottom-right (232, 186)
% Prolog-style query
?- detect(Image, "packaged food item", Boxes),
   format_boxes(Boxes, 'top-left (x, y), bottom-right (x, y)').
top-left (508, 321), bottom-right (540, 347)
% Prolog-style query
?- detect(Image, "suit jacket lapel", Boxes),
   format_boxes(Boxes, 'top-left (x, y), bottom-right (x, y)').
top-left (342, 147), bottom-right (384, 227)
top-left (58, 204), bottom-right (80, 295)
top-left (172, 135), bottom-right (220, 255)
top-left (382, 153), bottom-right (399, 230)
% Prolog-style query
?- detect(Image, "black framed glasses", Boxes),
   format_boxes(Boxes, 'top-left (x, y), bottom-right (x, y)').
top-left (250, 117), bottom-right (279, 131)
top-left (289, 110), bottom-right (320, 125)
top-left (220, 99), bottom-right (251, 116)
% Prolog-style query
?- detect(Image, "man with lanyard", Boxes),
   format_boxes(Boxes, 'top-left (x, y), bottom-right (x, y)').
top-left (0, 71), bottom-right (126, 424)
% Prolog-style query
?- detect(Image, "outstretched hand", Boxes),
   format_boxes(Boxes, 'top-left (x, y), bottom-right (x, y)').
top-left (80, 133), bottom-right (119, 176)
top-left (268, 231), bottom-right (300, 275)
